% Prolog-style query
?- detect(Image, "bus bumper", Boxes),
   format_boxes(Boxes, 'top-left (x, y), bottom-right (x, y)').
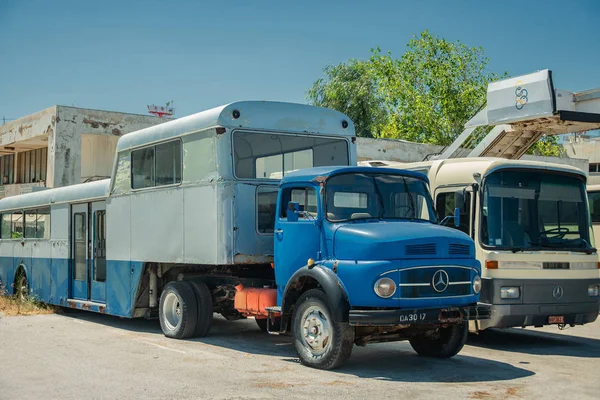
top-left (478, 277), bottom-right (600, 329)
top-left (478, 302), bottom-right (599, 330)
top-left (349, 303), bottom-right (491, 326)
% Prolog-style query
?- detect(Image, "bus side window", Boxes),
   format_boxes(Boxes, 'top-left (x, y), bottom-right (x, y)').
top-left (436, 191), bottom-right (471, 235)
top-left (589, 192), bottom-right (600, 223)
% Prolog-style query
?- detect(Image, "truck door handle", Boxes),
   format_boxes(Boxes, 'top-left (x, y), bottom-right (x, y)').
top-left (274, 229), bottom-right (283, 234)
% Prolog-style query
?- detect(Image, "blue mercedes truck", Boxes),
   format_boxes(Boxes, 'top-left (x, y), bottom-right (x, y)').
top-left (267, 166), bottom-right (489, 369)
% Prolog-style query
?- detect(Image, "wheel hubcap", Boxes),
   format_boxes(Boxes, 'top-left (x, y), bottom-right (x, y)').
top-left (301, 306), bottom-right (332, 356)
top-left (163, 292), bottom-right (182, 331)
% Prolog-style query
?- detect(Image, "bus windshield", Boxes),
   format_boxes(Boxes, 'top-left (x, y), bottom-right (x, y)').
top-left (325, 172), bottom-right (437, 223)
top-left (481, 170), bottom-right (592, 251)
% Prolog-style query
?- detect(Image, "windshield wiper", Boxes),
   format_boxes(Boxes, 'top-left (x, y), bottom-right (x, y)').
top-left (401, 177), bottom-right (416, 218)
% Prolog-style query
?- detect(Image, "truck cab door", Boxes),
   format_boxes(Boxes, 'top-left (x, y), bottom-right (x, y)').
top-left (274, 186), bottom-right (321, 302)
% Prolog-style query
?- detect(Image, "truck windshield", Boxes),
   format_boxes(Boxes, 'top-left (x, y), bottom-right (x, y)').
top-left (481, 170), bottom-right (592, 252)
top-left (325, 172), bottom-right (437, 223)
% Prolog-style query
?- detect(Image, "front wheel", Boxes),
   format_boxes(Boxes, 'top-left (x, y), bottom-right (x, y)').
top-left (409, 322), bottom-right (468, 358)
top-left (292, 289), bottom-right (354, 370)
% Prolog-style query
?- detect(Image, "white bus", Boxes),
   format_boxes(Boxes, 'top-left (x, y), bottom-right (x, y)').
top-left (362, 158), bottom-right (600, 330)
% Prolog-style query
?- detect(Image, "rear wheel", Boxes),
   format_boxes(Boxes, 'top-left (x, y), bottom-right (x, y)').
top-left (159, 281), bottom-right (198, 339)
top-left (14, 269), bottom-right (28, 302)
top-left (189, 281), bottom-right (213, 338)
top-left (292, 289), bottom-right (354, 370)
top-left (409, 322), bottom-right (468, 358)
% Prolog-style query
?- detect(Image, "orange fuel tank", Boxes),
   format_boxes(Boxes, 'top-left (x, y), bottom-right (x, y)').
top-left (234, 284), bottom-right (277, 317)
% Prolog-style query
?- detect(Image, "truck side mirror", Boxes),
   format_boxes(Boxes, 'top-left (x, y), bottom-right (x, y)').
top-left (287, 201), bottom-right (300, 222)
top-left (454, 189), bottom-right (465, 211)
top-left (454, 207), bottom-right (461, 228)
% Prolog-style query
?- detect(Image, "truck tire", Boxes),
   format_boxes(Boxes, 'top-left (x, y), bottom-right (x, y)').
top-left (409, 322), bottom-right (468, 358)
top-left (159, 281), bottom-right (198, 339)
top-left (14, 268), bottom-right (29, 302)
top-left (292, 289), bottom-right (354, 370)
top-left (190, 281), bottom-right (213, 338)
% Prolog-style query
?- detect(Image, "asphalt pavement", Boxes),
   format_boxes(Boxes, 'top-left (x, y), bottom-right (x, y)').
top-left (0, 311), bottom-right (599, 399)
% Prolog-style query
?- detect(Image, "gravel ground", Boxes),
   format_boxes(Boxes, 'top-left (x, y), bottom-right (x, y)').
top-left (0, 311), bottom-right (599, 399)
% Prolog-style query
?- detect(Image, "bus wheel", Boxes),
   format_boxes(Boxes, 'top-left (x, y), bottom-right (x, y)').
top-left (14, 269), bottom-right (29, 302)
top-left (292, 289), bottom-right (354, 370)
top-left (409, 322), bottom-right (468, 358)
top-left (159, 281), bottom-right (198, 339)
top-left (189, 281), bottom-right (213, 338)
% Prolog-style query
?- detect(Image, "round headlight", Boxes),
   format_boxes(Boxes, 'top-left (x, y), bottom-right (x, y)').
top-left (472, 275), bottom-right (482, 294)
top-left (374, 277), bottom-right (396, 298)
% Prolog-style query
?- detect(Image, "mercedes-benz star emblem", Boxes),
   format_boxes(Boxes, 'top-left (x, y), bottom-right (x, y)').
top-left (552, 286), bottom-right (564, 299)
top-left (432, 270), bottom-right (450, 293)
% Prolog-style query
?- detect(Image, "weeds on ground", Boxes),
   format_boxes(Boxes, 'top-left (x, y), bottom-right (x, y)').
top-left (0, 283), bottom-right (56, 316)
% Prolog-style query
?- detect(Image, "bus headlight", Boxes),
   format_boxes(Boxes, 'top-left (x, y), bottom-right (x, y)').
top-left (374, 277), bottom-right (396, 298)
top-left (472, 275), bottom-right (482, 294)
top-left (588, 285), bottom-right (600, 297)
top-left (500, 286), bottom-right (521, 299)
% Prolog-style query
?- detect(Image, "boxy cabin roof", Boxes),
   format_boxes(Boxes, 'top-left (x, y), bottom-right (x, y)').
top-left (0, 179), bottom-right (109, 211)
top-left (115, 101), bottom-right (356, 152)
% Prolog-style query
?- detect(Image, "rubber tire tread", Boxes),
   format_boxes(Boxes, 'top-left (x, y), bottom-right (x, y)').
top-left (189, 281), bottom-right (213, 338)
top-left (409, 322), bottom-right (468, 358)
top-left (293, 289), bottom-right (354, 370)
top-left (159, 281), bottom-right (198, 339)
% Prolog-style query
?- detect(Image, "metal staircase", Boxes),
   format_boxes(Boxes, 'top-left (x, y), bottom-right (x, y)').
top-left (436, 70), bottom-right (600, 160)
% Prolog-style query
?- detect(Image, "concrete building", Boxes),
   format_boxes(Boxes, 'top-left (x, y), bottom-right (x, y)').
top-left (0, 106), bottom-right (167, 198)
top-left (562, 134), bottom-right (600, 184)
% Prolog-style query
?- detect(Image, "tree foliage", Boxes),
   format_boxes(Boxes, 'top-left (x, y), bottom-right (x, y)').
top-left (306, 59), bottom-right (386, 137)
top-left (307, 30), bottom-right (564, 156)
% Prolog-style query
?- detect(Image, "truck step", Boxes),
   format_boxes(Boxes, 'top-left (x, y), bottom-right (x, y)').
top-left (265, 306), bottom-right (281, 313)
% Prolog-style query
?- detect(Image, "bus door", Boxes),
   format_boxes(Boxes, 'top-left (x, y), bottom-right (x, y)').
top-left (90, 202), bottom-right (106, 303)
top-left (70, 202), bottom-right (107, 303)
top-left (71, 204), bottom-right (89, 300)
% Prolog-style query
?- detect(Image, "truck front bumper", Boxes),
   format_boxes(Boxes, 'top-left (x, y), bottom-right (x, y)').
top-left (349, 303), bottom-right (491, 326)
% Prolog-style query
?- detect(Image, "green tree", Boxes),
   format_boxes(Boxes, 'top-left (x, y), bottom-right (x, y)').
top-left (369, 30), bottom-right (505, 145)
top-left (308, 30), bottom-right (564, 156)
top-left (306, 59), bottom-right (386, 138)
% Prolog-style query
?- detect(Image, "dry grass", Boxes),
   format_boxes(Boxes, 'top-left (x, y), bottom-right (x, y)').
top-left (0, 291), bottom-right (56, 316)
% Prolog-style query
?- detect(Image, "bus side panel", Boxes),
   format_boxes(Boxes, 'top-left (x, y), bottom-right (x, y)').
top-left (106, 259), bottom-right (132, 317)
top-left (0, 256), bottom-right (15, 295)
top-left (183, 184), bottom-right (219, 264)
top-left (50, 241), bottom-right (69, 305)
top-left (30, 241), bottom-right (53, 302)
top-left (130, 188), bottom-right (184, 263)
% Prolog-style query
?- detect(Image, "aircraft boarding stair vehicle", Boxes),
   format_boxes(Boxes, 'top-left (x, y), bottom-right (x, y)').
top-left (435, 69), bottom-right (600, 160)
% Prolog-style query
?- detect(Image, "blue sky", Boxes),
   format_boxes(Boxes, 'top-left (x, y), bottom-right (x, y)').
top-left (1, 0), bottom-right (599, 121)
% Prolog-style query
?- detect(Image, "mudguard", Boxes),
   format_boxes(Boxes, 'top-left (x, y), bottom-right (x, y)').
top-left (281, 264), bottom-right (350, 323)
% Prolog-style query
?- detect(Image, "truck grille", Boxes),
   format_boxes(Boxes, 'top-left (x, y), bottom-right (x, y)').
top-left (405, 243), bottom-right (436, 256)
top-left (398, 266), bottom-right (472, 298)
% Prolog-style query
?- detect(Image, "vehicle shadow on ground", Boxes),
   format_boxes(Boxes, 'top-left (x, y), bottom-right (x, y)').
top-left (468, 328), bottom-right (600, 358)
top-left (58, 311), bottom-right (533, 383)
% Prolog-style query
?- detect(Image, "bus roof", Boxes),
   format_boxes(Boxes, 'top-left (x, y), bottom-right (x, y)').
top-left (393, 157), bottom-right (586, 185)
top-left (116, 101), bottom-right (356, 152)
top-left (0, 179), bottom-right (109, 211)
top-left (281, 166), bottom-right (429, 185)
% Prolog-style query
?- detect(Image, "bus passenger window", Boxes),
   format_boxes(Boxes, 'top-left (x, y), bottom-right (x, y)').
top-left (155, 141), bottom-right (182, 186)
top-left (132, 147), bottom-right (155, 189)
top-left (36, 208), bottom-right (50, 239)
top-left (11, 212), bottom-right (23, 239)
top-left (1, 213), bottom-right (11, 239)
